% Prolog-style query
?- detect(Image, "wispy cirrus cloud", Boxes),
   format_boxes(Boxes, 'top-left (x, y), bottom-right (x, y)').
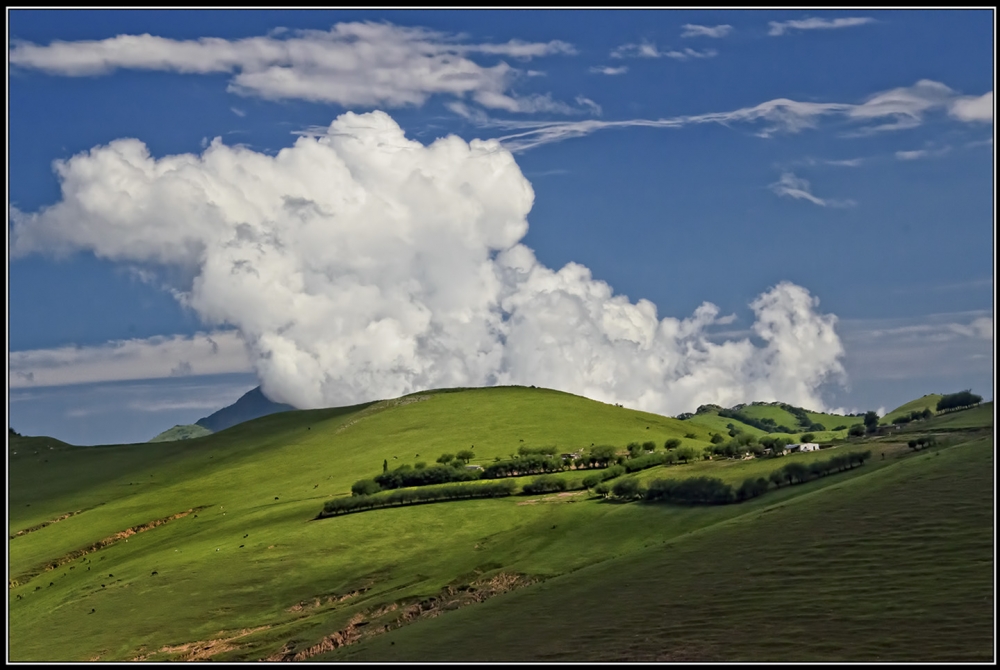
top-left (681, 24), bottom-right (733, 38)
top-left (475, 80), bottom-right (990, 152)
top-left (611, 41), bottom-right (717, 60)
top-left (768, 172), bottom-right (856, 208)
top-left (9, 21), bottom-right (583, 114)
top-left (838, 311), bottom-right (994, 382)
top-left (9, 331), bottom-right (252, 388)
top-left (895, 146), bottom-right (951, 161)
top-left (768, 16), bottom-right (876, 36)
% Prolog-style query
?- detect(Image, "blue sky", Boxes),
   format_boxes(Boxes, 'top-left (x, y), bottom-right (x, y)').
top-left (8, 9), bottom-right (994, 445)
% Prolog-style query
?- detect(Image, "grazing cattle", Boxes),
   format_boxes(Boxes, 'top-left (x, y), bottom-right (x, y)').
top-left (239, 545), bottom-right (244, 548)
top-left (101, 584), bottom-right (105, 588)
top-left (274, 497), bottom-right (279, 500)
top-left (16, 595), bottom-right (22, 600)
top-left (89, 608), bottom-right (95, 614)
top-left (243, 534), bottom-right (248, 538)
top-left (49, 582), bottom-right (53, 587)
top-left (109, 574), bottom-right (113, 578)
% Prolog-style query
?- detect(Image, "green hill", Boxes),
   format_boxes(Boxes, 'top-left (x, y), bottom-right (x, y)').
top-left (881, 394), bottom-right (944, 424)
top-left (7, 386), bottom-right (993, 662)
top-left (148, 424), bottom-right (213, 443)
top-left (335, 434), bottom-right (994, 662)
top-left (682, 402), bottom-right (862, 443)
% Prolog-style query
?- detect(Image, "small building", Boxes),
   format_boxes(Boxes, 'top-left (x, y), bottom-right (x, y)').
top-left (784, 443), bottom-right (820, 454)
top-left (465, 464), bottom-right (483, 471)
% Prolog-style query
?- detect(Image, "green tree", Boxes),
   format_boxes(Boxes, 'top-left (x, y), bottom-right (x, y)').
top-left (864, 411), bottom-right (880, 433)
top-left (710, 433), bottom-right (725, 445)
top-left (848, 424), bottom-right (866, 438)
top-left (675, 445), bottom-right (698, 464)
top-left (611, 478), bottom-right (642, 500)
top-left (351, 479), bottom-right (381, 496)
top-left (800, 433), bottom-right (815, 443)
top-left (590, 445), bottom-right (619, 467)
top-left (456, 449), bottom-right (475, 464)
top-left (437, 453), bottom-right (455, 464)
top-left (627, 442), bottom-right (643, 458)
top-left (665, 438), bottom-right (682, 450)
top-left (642, 441), bottom-right (657, 452)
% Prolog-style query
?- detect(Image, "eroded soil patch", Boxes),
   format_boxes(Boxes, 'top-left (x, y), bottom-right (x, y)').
top-left (134, 626), bottom-right (271, 661)
top-left (265, 572), bottom-right (536, 661)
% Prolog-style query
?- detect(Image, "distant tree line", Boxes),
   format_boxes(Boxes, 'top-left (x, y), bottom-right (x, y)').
top-left (891, 408), bottom-right (934, 425)
top-left (356, 441), bottom-right (706, 497)
top-left (907, 437), bottom-right (938, 451)
top-left (319, 481), bottom-right (517, 518)
top-left (936, 391), bottom-right (983, 413)
top-left (593, 450), bottom-right (873, 506)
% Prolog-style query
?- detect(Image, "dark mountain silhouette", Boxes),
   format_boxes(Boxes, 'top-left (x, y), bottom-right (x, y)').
top-left (194, 386), bottom-right (296, 433)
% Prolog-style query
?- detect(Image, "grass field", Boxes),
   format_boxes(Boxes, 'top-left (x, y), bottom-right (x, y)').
top-left (334, 434), bottom-right (995, 662)
top-left (915, 402), bottom-right (994, 430)
top-left (7, 386), bottom-right (993, 662)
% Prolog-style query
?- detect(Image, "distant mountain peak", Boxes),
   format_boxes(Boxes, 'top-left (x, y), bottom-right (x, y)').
top-left (194, 386), bottom-right (296, 433)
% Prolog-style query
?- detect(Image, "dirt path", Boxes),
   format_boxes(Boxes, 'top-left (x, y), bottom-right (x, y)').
top-left (9, 509), bottom-right (86, 539)
top-left (8, 506), bottom-right (206, 589)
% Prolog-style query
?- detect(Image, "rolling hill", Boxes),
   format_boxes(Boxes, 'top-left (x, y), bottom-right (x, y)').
top-left (148, 424), bottom-right (213, 443)
top-left (8, 386), bottom-right (993, 662)
top-left (880, 394), bottom-right (944, 425)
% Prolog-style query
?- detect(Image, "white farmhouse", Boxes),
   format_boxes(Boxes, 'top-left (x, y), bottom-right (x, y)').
top-left (784, 442), bottom-right (820, 453)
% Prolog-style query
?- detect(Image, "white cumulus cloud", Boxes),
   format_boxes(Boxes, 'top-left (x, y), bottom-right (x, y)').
top-left (949, 91), bottom-right (993, 122)
top-left (10, 111), bottom-right (848, 414)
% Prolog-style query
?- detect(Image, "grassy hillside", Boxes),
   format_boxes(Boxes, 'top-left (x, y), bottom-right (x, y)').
top-left (900, 401), bottom-right (993, 431)
top-left (8, 386), bottom-right (992, 662)
top-left (334, 435), bottom-right (994, 662)
top-left (683, 402), bottom-right (861, 444)
top-left (881, 394), bottom-right (944, 425)
top-left (148, 424), bottom-right (213, 443)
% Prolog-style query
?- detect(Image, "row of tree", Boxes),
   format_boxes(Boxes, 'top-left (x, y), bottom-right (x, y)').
top-left (522, 475), bottom-right (569, 495)
top-left (592, 450), bottom-right (873, 506)
top-left (320, 481), bottom-right (517, 518)
top-left (907, 437), bottom-right (938, 451)
top-left (891, 408), bottom-right (934, 425)
top-left (768, 450), bottom-right (872, 487)
top-left (936, 390), bottom-right (983, 412)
